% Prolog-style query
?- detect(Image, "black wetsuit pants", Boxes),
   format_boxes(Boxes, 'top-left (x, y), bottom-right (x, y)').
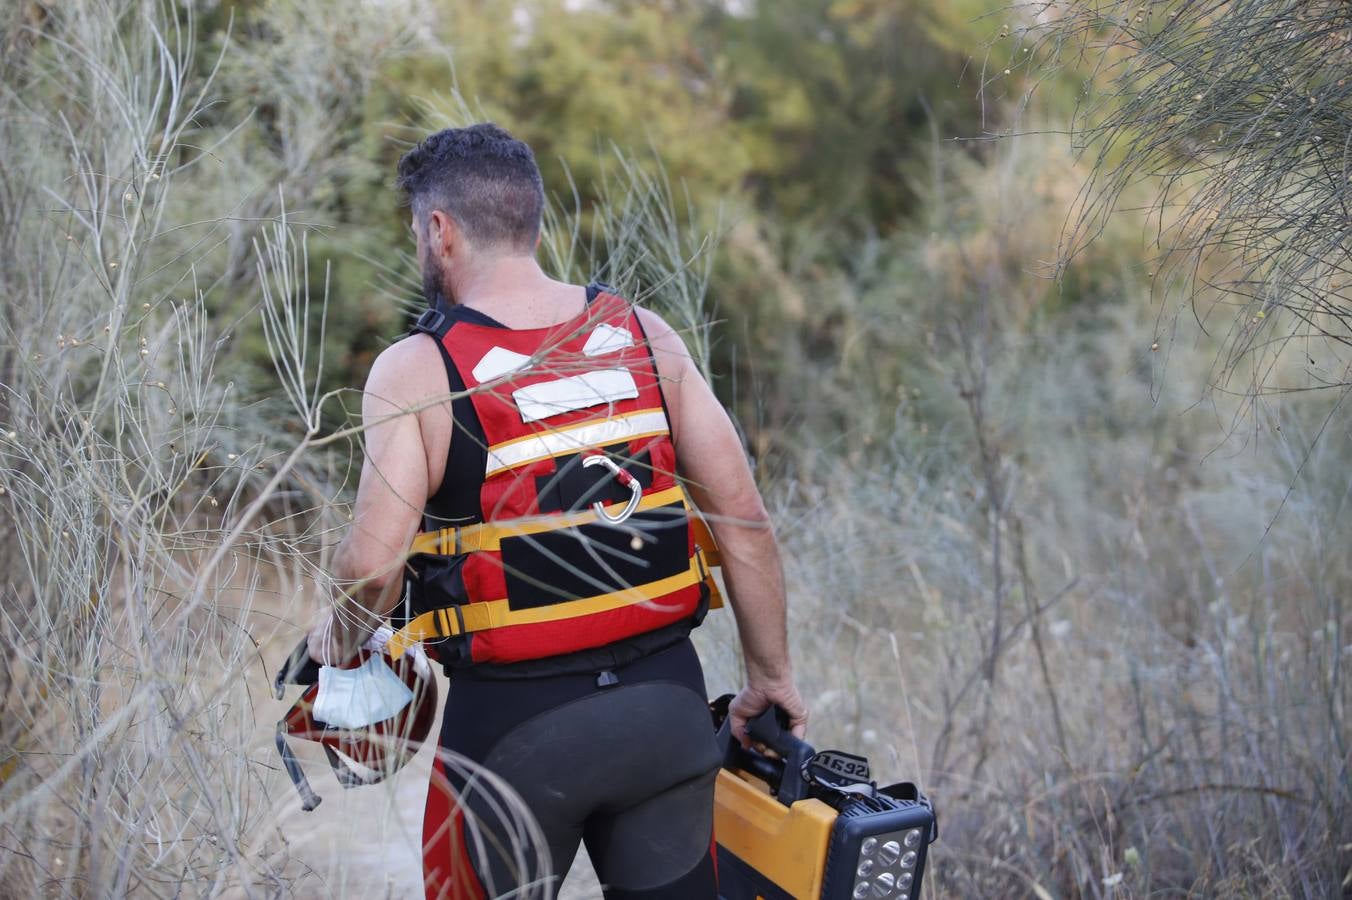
top-left (421, 639), bottom-right (722, 899)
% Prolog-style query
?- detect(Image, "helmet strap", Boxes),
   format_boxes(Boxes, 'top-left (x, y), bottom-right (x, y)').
top-left (274, 723), bottom-right (323, 811)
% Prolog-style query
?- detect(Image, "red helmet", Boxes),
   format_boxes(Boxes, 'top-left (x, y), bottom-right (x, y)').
top-left (274, 630), bottom-right (438, 810)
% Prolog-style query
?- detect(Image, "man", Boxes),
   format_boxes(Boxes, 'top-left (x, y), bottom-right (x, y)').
top-left (307, 123), bottom-right (806, 899)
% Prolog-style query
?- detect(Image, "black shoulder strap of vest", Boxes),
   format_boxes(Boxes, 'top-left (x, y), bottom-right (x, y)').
top-left (585, 280), bottom-right (618, 305)
top-left (409, 291), bottom-right (455, 340)
top-left (416, 284), bottom-right (614, 337)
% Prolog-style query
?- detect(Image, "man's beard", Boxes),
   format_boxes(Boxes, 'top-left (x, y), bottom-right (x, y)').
top-left (421, 252), bottom-right (449, 307)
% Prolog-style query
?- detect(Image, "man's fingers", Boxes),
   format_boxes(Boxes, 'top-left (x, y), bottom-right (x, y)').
top-left (729, 713), bottom-right (751, 749)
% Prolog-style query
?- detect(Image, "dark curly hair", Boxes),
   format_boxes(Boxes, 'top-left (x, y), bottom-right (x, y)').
top-left (395, 123), bottom-right (544, 253)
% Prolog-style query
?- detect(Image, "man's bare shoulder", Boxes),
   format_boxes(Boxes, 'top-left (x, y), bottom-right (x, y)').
top-left (634, 305), bottom-right (676, 340)
top-left (634, 307), bottom-right (694, 378)
top-left (363, 332), bottom-right (445, 411)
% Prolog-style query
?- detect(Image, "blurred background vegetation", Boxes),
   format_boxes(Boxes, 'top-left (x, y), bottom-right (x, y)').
top-left (2, 0), bottom-right (1350, 897)
top-left (189, 0), bottom-right (1023, 442)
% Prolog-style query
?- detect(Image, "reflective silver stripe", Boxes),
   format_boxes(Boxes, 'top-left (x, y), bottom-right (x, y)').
top-left (484, 409), bottom-right (670, 477)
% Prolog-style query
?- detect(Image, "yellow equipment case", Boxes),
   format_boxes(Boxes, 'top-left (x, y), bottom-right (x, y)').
top-left (710, 697), bottom-right (937, 900)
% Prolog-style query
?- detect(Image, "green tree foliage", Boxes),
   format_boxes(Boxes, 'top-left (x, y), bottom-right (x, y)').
top-left (429, 1), bottom-right (751, 210)
top-left (173, 0), bottom-right (1023, 430)
top-left (693, 0), bottom-right (992, 230)
top-left (407, 0), bottom-right (996, 232)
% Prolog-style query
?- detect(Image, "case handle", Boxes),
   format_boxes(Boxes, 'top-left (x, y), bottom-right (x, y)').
top-left (712, 696), bottom-right (815, 807)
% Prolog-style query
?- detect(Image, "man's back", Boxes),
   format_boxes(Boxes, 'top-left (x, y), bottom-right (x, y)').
top-left (307, 123), bottom-right (805, 899)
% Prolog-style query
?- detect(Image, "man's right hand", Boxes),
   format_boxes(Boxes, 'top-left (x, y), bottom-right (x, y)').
top-left (274, 636), bottom-right (322, 699)
top-left (728, 679), bottom-right (809, 749)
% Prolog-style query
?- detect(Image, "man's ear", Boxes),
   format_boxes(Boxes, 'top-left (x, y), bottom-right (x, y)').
top-left (427, 209), bottom-right (458, 257)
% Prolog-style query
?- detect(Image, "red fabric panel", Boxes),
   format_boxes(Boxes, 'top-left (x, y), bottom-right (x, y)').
top-left (479, 461), bottom-right (550, 520)
top-left (470, 582), bottom-right (704, 663)
top-left (446, 297), bottom-right (666, 465)
top-left (431, 295), bottom-right (701, 665)
top-left (710, 828), bottom-right (720, 885)
top-left (462, 550), bottom-right (507, 607)
top-left (423, 754), bottom-right (486, 900)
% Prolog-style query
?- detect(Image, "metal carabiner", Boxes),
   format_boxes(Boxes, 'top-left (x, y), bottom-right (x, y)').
top-left (583, 454), bottom-right (642, 525)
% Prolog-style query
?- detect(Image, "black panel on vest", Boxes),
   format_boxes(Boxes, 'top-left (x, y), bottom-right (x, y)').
top-left (408, 313), bottom-right (485, 667)
top-left (420, 317), bottom-right (489, 528)
top-left (444, 304), bottom-right (508, 328)
top-left (534, 447), bottom-right (654, 514)
top-left (499, 502), bottom-right (690, 610)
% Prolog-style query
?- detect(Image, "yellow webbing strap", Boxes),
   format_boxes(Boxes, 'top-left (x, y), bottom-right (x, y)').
top-left (693, 536), bottom-right (725, 611)
top-left (409, 485), bottom-right (688, 556)
top-left (388, 553), bottom-right (708, 660)
top-left (392, 493), bottom-right (726, 658)
top-left (690, 512), bottom-right (722, 568)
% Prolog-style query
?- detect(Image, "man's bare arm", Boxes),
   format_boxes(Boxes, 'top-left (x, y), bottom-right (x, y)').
top-left (638, 309), bottom-right (808, 742)
top-left (307, 338), bottom-right (438, 664)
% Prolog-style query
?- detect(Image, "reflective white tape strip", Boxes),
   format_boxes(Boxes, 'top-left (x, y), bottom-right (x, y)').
top-left (472, 346), bottom-right (532, 383)
top-left (512, 368), bottom-right (638, 423)
top-left (485, 409), bottom-right (670, 477)
top-left (583, 324), bottom-right (634, 356)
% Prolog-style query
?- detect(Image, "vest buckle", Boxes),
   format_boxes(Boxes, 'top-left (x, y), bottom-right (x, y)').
top-left (414, 307), bottom-right (447, 336)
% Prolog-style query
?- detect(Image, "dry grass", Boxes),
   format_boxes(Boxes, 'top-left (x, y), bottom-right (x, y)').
top-left (1, 2), bottom-right (1348, 899)
top-left (0, 3), bottom-right (544, 897)
top-left (1029, 0), bottom-right (1352, 399)
top-left (701, 125), bottom-right (1352, 897)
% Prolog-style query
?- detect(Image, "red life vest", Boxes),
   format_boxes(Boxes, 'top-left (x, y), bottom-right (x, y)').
top-left (389, 285), bottom-right (720, 666)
